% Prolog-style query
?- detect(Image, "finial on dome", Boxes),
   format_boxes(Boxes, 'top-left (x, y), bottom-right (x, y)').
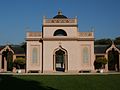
top-left (53, 10), bottom-right (67, 19)
top-left (58, 10), bottom-right (62, 15)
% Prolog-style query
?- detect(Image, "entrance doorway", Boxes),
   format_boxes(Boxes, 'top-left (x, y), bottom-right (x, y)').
top-left (54, 47), bottom-right (68, 72)
top-left (108, 48), bottom-right (119, 71)
top-left (55, 50), bottom-right (65, 72)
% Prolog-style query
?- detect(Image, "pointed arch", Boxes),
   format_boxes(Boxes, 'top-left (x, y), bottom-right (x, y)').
top-left (0, 45), bottom-right (14, 54)
top-left (106, 44), bottom-right (120, 71)
top-left (53, 46), bottom-right (68, 72)
top-left (106, 44), bottom-right (120, 54)
top-left (53, 45), bottom-right (67, 54)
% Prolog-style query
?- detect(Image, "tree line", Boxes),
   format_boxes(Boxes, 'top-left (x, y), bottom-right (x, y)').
top-left (95, 36), bottom-right (120, 45)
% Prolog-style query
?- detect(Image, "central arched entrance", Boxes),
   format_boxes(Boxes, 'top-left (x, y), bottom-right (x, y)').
top-left (55, 50), bottom-right (65, 71)
top-left (53, 46), bottom-right (68, 72)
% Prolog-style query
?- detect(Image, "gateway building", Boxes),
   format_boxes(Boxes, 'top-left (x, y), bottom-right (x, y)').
top-left (26, 11), bottom-right (94, 73)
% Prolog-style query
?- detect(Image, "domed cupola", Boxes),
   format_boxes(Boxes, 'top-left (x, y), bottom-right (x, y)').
top-left (53, 10), bottom-right (68, 19)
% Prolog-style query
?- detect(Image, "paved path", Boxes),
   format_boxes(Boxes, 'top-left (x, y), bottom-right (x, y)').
top-left (1, 72), bottom-right (120, 75)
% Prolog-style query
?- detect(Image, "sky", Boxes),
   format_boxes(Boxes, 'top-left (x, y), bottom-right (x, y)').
top-left (0, 0), bottom-right (120, 45)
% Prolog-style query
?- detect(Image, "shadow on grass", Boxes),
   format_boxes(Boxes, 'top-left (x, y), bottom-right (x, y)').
top-left (0, 75), bottom-right (58, 90)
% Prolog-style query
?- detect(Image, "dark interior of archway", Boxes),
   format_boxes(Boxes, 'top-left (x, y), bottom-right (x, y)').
top-left (54, 29), bottom-right (67, 36)
top-left (55, 50), bottom-right (65, 72)
top-left (2, 49), bottom-right (13, 71)
top-left (7, 51), bottom-right (13, 71)
top-left (2, 51), bottom-right (5, 69)
top-left (108, 48), bottom-right (119, 71)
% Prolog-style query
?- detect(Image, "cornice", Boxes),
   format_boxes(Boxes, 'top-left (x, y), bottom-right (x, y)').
top-left (26, 37), bottom-right (94, 41)
top-left (42, 25), bottom-right (78, 27)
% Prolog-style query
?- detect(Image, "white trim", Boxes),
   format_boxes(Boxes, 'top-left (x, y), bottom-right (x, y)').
top-left (53, 45), bottom-right (68, 72)
top-left (106, 44), bottom-right (120, 54)
top-left (0, 45), bottom-right (14, 54)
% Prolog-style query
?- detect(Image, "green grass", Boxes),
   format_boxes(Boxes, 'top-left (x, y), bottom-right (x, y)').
top-left (0, 74), bottom-right (120, 90)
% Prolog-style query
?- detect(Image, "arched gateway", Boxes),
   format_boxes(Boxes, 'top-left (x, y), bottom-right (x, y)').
top-left (106, 43), bottom-right (120, 72)
top-left (108, 48), bottom-right (119, 71)
top-left (1, 47), bottom-right (14, 71)
top-left (53, 46), bottom-right (68, 72)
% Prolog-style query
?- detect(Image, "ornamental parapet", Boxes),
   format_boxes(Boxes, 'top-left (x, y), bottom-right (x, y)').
top-left (43, 18), bottom-right (77, 25)
top-left (26, 32), bottom-right (42, 38)
top-left (79, 32), bottom-right (94, 38)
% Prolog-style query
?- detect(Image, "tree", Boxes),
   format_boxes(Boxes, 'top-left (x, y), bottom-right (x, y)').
top-left (114, 37), bottom-right (120, 45)
top-left (21, 42), bottom-right (26, 54)
top-left (95, 39), bottom-right (112, 45)
top-left (94, 57), bottom-right (108, 70)
top-left (13, 58), bottom-right (26, 69)
top-left (95, 36), bottom-right (120, 45)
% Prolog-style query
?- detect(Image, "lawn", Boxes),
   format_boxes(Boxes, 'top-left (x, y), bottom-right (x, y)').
top-left (0, 74), bottom-right (120, 90)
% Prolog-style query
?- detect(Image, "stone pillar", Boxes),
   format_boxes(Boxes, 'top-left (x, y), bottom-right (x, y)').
top-left (4, 57), bottom-right (7, 72)
top-left (64, 54), bottom-right (68, 72)
top-left (53, 54), bottom-right (55, 72)
top-left (119, 54), bottom-right (120, 71)
top-left (13, 55), bottom-right (16, 62)
top-left (105, 54), bottom-right (108, 72)
top-left (0, 55), bottom-right (2, 70)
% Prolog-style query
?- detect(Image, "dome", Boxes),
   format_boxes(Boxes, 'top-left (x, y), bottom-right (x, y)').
top-left (53, 10), bottom-right (68, 19)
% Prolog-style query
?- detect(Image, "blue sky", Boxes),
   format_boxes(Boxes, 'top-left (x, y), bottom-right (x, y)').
top-left (0, 0), bottom-right (120, 44)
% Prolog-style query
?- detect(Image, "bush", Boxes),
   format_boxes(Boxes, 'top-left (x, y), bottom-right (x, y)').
top-left (14, 58), bottom-right (26, 69)
top-left (94, 57), bottom-right (108, 69)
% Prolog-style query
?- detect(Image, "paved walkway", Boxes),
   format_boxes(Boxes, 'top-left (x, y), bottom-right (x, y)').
top-left (1, 72), bottom-right (120, 75)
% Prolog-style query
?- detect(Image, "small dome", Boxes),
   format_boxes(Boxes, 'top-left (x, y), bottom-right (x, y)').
top-left (53, 10), bottom-right (68, 19)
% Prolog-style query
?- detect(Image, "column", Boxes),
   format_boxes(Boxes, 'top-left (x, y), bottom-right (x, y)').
top-left (105, 54), bottom-right (108, 72)
top-left (0, 55), bottom-right (2, 70)
top-left (13, 55), bottom-right (16, 61)
top-left (64, 54), bottom-right (68, 72)
top-left (119, 54), bottom-right (120, 71)
top-left (53, 54), bottom-right (55, 72)
top-left (4, 57), bottom-right (7, 71)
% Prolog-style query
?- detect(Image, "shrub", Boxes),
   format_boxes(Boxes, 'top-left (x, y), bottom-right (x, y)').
top-left (14, 58), bottom-right (26, 69)
top-left (94, 57), bottom-right (108, 69)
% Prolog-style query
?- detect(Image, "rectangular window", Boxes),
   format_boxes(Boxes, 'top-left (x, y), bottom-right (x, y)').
top-left (81, 45), bottom-right (91, 64)
top-left (83, 47), bottom-right (89, 64)
top-left (32, 47), bottom-right (38, 64)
